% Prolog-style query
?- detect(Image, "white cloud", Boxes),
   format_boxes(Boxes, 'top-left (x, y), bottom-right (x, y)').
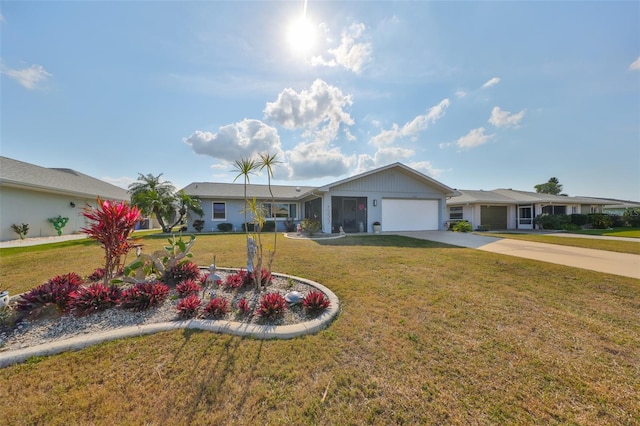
top-left (264, 79), bottom-right (354, 144)
top-left (488, 106), bottom-right (525, 128)
top-left (370, 98), bottom-right (450, 147)
top-left (630, 57), bottom-right (640, 71)
top-left (286, 141), bottom-right (354, 179)
top-left (455, 89), bottom-right (467, 98)
top-left (1, 63), bottom-right (52, 90)
top-left (482, 77), bottom-right (501, 88)
top-left (407, 160), bottom-right (445, 178)
top-left (183, 119), bottom-right (284, 162)
top-left (456, 127), bottom-right (495, 149)
top-left (311, 22), bottom-right (372, 74)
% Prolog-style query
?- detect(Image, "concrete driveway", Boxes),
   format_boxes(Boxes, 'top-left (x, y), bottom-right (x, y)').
top-left (391, 231), bottom-right (640, 280)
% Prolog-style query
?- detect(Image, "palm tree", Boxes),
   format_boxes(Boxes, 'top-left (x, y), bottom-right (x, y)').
top-left (129, 173), bottom-right (201, 233)
top-left (257, 152), bottom-right (281, 274)
top-left (232, 158), bottom-right (257, 240)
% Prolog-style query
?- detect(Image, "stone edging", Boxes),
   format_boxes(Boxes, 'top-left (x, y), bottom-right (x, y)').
top-left (0, 272), bottom-right (340, 368)
top-left (283, 232), bottom-right (346, 241)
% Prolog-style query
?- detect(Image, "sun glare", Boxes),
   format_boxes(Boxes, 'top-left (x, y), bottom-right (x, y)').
top-left (287, 15), bottom-right (316, 55)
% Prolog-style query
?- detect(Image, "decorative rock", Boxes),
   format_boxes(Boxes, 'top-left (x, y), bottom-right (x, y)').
top-left (0, 291), bottom-right (8, 308)
top-left (285, 291), bottom-right (303, 305)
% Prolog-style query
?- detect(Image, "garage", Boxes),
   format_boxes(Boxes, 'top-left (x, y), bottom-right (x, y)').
top-left (480, 206), bottom-right (508, 230)
top-left (381, 199), bottom-right (440, 231)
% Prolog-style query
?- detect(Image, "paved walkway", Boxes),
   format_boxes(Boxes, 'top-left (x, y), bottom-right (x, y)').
top-left (391, 231), bottom-right (640, 280)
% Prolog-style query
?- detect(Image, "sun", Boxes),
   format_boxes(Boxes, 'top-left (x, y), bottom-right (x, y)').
top-left (287, 15), bottom-right (316, 55)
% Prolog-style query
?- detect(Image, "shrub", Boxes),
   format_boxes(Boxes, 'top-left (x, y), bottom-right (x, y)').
top-left (588, 214), bottom-right (613, 229)
top-left (70, 283), bottom-right (122, 317)
top-left (241, 222), bottom-right (257, 232)
top-left (302, 290), bottom-right (331, 314)
top-left (121, 281), bottom-right (170, 311)
top-left (251, 269), bottom-right (273, 287)
top-left (161, 260), bottom-right (202, 286)
top-left (256, 292), bottom-right (287, 320)
top-left (217, 222), bottom-right (233, 232)
top-left (86, 268), bottom-right (106, 283)
top-left (570, 214), bottom-right (589, 226)
top-left (262, 221), bottom-right (276, 232)
top-left (236, 298), bottom-right (251, 314)
top-left (193, 219), bottom-right (205, 233)
top-left (609, 214), bottom-right (625, 227)
top-left (10, 223), bottom-right (29, 240)
top-left (301, 218), bottom-right (321, 236)
top-left (223, 270), bottom-right (248, 289)
top-left (534, 214), bottom-right (570, 230)
top-left (284, 218), bottom-right (297, 232)
top-left (203, 297), bottom-right (230, 318)
top-left (82, 198), bottom-right (141, 285)
top-left (452, 221), bottom-right (472, 232)
top-left (17, 273), bottom-right (85, 316)
top-left (176, 294), bottom-right (202, 319)
top-left (623, 208), bottom-right (640, 227)
top-left (176, 279), bottom-right (201, 298)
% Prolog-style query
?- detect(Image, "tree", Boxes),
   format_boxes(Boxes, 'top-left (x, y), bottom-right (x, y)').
top-left (232, 158), bottom-right (257, 240)
top-left (129, 173), bottom-right (203, 233)
top-left (534, 177), bottom-right (564, 196)
top-left (257, 152), bottom-right (281, 273)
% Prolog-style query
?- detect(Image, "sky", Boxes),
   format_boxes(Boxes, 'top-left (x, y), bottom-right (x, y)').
top-left (1, 1), bottom-right (639, 201)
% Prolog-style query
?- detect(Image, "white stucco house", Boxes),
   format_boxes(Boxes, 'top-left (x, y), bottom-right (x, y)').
top-left (182, 162), bottom-right (459, 234)
top-left (445, 189), bottom-right (612, 230)
top-left (0, 156), bottom-right (130, 242)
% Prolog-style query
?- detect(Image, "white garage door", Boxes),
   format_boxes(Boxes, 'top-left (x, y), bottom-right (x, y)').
top-left (381, 199), bottom-right (440, 231)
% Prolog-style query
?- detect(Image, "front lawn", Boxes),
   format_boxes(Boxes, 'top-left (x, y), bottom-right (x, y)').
top-left (1, 234), bottom-right (638, 424)
top-left (483, 232), bottom-right (640, 255)
top-left (569, 227), bottom-right (640, 238)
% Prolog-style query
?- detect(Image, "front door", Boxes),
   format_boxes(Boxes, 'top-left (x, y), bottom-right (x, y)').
top-left (518, 205), bottom-right (533, 229)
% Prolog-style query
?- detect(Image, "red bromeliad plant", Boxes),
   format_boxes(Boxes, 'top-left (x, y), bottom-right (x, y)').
top-left (82, 197), bottom-right (141, 286)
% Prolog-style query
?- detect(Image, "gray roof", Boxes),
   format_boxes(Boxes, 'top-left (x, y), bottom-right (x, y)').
top-left (0, 156), bottom-right (129, 201)
top-left (317, 162), bottom-right (459, 196)
top-left (448, 188), bottom-right (612, 206)
top-left (182, 182), bottom-right (317, 200)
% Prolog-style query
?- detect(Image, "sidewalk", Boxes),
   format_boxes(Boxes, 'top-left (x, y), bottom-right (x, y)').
top-left (391, 231), bottom-right (640, 280)
top-left (0, 234), bottom-right (89, 248)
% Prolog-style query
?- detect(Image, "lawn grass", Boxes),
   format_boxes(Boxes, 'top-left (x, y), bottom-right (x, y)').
top-left (482, 232), bottom-right (640, 255)
top-left (569, 227), bottom-right (640, 238)
top-left (1, 234), bottom-right (639, 424)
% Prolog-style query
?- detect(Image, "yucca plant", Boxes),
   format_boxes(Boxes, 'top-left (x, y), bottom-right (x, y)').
top-left (176, 294), bottom-right (202, 319)
top-left (120, 281), bottom-right (169, 311)
top-left (70, 283), bottom-right (122, 317)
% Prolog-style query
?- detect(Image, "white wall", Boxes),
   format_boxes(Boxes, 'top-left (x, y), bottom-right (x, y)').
top-left (0, 187), bottom-right (93, 241)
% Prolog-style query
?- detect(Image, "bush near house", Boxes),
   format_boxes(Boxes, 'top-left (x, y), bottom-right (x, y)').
top-left (217, 223), bottom-right (233, 232)
top-left (588, 213), bottom-right (613, 229)
top-left (623, 208), bottom-right (640, 227)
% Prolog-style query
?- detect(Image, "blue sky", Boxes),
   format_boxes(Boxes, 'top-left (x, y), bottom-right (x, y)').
top-left (1, 1), bottom-right (639, 200)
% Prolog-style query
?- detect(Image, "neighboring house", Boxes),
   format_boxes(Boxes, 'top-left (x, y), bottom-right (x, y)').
top-left (582, 197), bottom-right (640, 216)
top-left (182, 162), bottom-right (458, 234)
top-left (446, 189), bottom-right (612, 230)
top-left (0, 156), bottom-right (130, 241)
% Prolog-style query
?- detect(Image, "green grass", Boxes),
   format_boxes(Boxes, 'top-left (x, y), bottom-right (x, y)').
top-left (568, 227), bottom-right (640, 238)
top-left (483, 232), bottom-right (640, 255)
top-left (1, 234), bottom-right (639, 424)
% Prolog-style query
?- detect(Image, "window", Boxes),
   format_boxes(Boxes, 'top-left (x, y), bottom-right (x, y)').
top-left (263, 203), bottom-right (297, 219)
top-left (212, 202), bottom-right (226, 220)
top-left (449, 206), bottom-right (463, 220)
top-left (571, 206), bottom-right (577, 214)
top-left (590, 206), bottom-right (599, 214)
top-left (542, 205), bottom-right (566, 215)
